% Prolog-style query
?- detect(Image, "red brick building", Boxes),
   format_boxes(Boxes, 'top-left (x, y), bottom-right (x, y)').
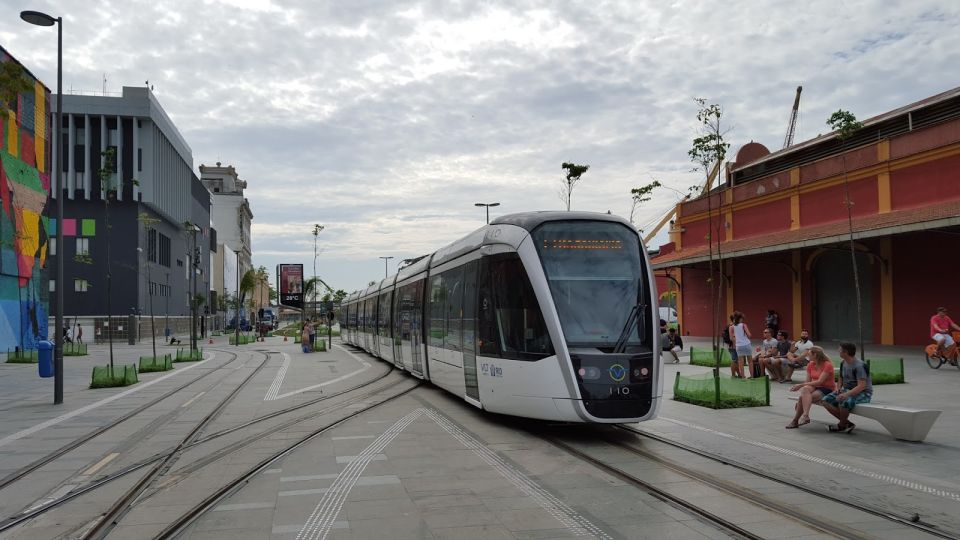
top-left (652, 87), bottom-right (960, 346)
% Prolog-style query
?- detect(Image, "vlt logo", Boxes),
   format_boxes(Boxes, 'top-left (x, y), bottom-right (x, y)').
top-left (608, 364), bottom-right (627, 383)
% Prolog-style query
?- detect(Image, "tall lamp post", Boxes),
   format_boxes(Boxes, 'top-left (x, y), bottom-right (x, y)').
top-left (474, 202), bottom-right (500, 224)
top-left (378, 256), bottom-right (393, 278)
top-left (21, 9), bottom-right (63, 404)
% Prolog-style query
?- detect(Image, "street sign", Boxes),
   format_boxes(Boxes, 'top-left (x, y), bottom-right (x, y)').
top-left (277, 263), bottom-right (304, 310)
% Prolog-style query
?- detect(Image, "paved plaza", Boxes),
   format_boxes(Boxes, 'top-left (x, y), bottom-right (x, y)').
top-left (0, 335), bottom-right (957, 539)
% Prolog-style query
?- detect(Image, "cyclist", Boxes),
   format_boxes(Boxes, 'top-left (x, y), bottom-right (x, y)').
top-left (931, 307), bottom-right (960, 353)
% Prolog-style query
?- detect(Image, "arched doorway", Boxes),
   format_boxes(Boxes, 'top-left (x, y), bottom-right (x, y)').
top-left (813, 251), bottom-right (873, 342)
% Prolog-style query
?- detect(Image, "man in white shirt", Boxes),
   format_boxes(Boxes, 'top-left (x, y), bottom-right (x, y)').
top-left (779, 329), bottom-right (814, 383)
top-left (753, 328), bottom-right (778, 378)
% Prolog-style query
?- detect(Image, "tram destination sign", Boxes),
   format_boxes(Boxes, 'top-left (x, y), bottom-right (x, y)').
top-left (277, 263), bottom-right (304, 310)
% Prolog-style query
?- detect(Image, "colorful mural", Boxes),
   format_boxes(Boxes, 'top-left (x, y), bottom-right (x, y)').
top-left (0, 47), bottom-right (50, 351)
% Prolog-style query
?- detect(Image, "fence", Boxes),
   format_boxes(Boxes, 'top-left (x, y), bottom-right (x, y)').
top-left (48, 316), bottom-right (219, 344)
top-left (689, 347), bottom-right (733, 367)
top-left (90, 364), bottom-right (138, 388)
top-left (673, 372), bottom-right (769, 409)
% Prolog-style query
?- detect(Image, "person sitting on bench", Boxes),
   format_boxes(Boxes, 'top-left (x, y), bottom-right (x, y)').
top-left (169, 336), bottom-right (181, 345)
top-left (821, 342), bottom-right (873, 433)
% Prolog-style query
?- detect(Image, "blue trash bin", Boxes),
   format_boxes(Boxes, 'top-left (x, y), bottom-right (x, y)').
top-left (38, 340), bottom-right (54, 378)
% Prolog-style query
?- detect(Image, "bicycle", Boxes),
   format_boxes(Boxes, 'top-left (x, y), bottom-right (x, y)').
top-left (925, 331), bottom-right (960, 369)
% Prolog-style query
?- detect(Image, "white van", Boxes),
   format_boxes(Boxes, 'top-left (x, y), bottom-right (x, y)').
top-left (658, 307), bottom-right (677, 323)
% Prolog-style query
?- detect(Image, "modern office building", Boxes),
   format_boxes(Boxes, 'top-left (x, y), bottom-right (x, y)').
top-left (48, 86), bottom-right (212, 335)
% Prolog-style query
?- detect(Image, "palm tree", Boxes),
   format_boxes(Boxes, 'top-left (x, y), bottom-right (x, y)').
top-left (238, 269), bottom-right (257, 330)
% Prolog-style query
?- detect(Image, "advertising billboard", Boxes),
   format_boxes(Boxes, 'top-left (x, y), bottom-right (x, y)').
top-left (277, 264), bottom-right (304, 310)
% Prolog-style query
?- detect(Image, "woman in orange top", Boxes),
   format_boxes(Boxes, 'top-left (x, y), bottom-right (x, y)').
top-left (785, 346), bottom-right (836, 428)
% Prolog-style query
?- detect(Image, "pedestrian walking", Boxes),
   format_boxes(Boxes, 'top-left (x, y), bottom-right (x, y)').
top-left (76, 323), bottom-right (83, 344)
top-left (301, 322), bottom-right (311, 353)
top-left (308, 319), bottom-right (317, 349)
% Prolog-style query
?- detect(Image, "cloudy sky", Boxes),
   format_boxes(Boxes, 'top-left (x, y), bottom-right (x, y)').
top-left (2, 0), bottom-right (958, 293)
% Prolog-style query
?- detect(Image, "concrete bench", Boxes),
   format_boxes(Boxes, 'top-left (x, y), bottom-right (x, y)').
top-left (787, 397), bottom-right (941, 442)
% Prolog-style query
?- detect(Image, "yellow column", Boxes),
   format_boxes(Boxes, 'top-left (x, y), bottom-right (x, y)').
top-left (880, 238), bottom-right (894, 344)
top-left (792, 251), bottom-right (802, 338)
top-left (34, 81), bottom-right (46, 173)
top-left (790, 167), bottom-right (801, 230)
top-left (724, 210), bottom-right (733, 241)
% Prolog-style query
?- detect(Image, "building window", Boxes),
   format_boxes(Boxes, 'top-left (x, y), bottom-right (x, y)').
top-left (74, 278), bottom-right (89, 292)
top-left (177, 259), bottom-right (183, 267)
top-left (159, 234), bottom-right (171, 267)
top-left (137, 148), bottom-right (142, 172)
top-left (48, 238), bottom-right (57, 256)
top-left (147, 229), bottom-right (157, 262)
top-left (49, 279), bottom-right (55, 292)
top-left (76, 238), bottom-right (90, 256)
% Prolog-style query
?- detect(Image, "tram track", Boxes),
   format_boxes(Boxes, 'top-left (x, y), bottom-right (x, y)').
top-left (0, 349), bottom-right (239, 494)
top-left (618, 424), bottom-right (959, 540)
top-left (153, 379), bottom-right (422, 539)
top-left (0, 362), bottom-right (397, 536)
top-left (541, 424), bottom-right (956, 540)
top-left (79, 351), bottom-right (272, 539)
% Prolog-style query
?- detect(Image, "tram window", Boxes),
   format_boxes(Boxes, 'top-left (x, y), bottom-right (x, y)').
top-left (443, 267), bottom-right (463, 352)
top-left (378, 291), bottom-right (392, 338)
top-left (428, 274), bottom-right (445, 347)
top-left (478, 254), bottom-right (554, 361)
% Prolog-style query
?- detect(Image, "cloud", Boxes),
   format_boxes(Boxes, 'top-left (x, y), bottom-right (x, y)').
top-left (3, 0), bottom-right (959, 291)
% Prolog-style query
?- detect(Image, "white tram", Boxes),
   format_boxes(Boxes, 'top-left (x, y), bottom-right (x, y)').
top-left (341, 211), bottom-right (662, 423)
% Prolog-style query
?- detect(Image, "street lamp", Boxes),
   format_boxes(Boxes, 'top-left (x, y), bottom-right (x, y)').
top-left (474, 202), bottom-right (500, 224)
top-left (21, 9), bottom-right (63, 405)
top-left (378, 256), bottom-right (393, 278)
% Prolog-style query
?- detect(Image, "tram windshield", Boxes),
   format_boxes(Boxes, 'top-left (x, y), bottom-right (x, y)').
top-left (532, 221), bottom-right (647, 348)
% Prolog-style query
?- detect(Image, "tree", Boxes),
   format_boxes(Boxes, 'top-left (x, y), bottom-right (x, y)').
top-left (333, 289), bottom-right (348, 305)
top-left (183, 221), bottom-right (202, 352)
top-left (629, 180), bottom-right (662, 227)
top-left (238, 269), bottom-right (258, 317)
top-left (256, 265), bottom-right (269, 328)
top-left (688, 98), bottom-right (730, 393)
top-left (100, 148), bottom-right (119, 374)
top-left (312, 224), bottom-right (324, 319)
top-left (827, 109), bottom-right (865, 361)
top-left (0, 61), bottom-right (31, 112)
top-left (138, 212), bottom-right (161, 360)
top-left (560, 162), bottom-right (590, 211)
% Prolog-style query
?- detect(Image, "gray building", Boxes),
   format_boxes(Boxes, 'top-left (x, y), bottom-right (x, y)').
top-left (48, 87), bottom-right (213, 332)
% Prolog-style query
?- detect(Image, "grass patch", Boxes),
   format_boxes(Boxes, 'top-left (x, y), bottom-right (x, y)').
top-left (139, 354), bottom-right (173, 373)
top-left (689, 347), bottom-right (733, 367)
top-left (175, 348), bottom-right (204, 362)
top-left (228, 334), bottom-right (255, 345)
top-left (90, 364), bottom-right (138, 388)
top-left (64, 343), bottom-right (88, 356)
top-left (311, 340), bottom-right (327, 352)
top-left (5, 349), bottom-right (38, 363)
top-left (674, 391), bottom-right (767, 409)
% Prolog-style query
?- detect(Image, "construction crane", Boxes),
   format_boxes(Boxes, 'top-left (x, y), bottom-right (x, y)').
top-left (782, 85), bottom-right (803, 149)
top-left (642, 161), bottom-right (720, 243)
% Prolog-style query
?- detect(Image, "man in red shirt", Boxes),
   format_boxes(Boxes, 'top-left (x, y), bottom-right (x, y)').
top-left (931, 307), bottom-right (960, 352)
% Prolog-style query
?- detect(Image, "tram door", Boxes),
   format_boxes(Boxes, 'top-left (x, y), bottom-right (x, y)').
top-left (462, 261), bottom-right (480, 400)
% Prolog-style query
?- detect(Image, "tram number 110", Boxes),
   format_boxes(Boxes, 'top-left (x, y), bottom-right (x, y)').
top-left (609, 386), bottom-right (631, 395)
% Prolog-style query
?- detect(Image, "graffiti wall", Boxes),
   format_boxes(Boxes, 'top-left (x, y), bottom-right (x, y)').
top-left (0, 47), bottom-right (50, 352)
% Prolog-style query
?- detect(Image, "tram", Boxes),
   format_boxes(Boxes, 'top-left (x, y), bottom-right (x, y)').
top-left (341, 211), bottom-right (662, 423)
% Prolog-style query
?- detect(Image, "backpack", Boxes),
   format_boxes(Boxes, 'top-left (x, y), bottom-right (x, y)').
top-left (721, 325), bottom-right (732, 346)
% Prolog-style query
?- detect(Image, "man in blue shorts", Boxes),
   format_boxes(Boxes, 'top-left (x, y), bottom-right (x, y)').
top-left (821, 342), bottom-right (873, 433)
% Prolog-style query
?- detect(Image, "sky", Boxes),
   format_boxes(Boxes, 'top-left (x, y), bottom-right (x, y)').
top-left (2, 0), bottom-right (958, 293)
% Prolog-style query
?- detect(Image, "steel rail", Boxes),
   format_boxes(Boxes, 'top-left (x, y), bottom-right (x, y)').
top-left (0, 365), bottom-right (397, 534)
top-left (618, 425), bottom-right (959, 539)
top-left (79, 352), bottom-right (270, 539)
top-left (0, 350), bottom-right (239, 493)
top-left (153, 381), bottom-right (421, 539)
top-left (542, 435), bottom-right (767, 540)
